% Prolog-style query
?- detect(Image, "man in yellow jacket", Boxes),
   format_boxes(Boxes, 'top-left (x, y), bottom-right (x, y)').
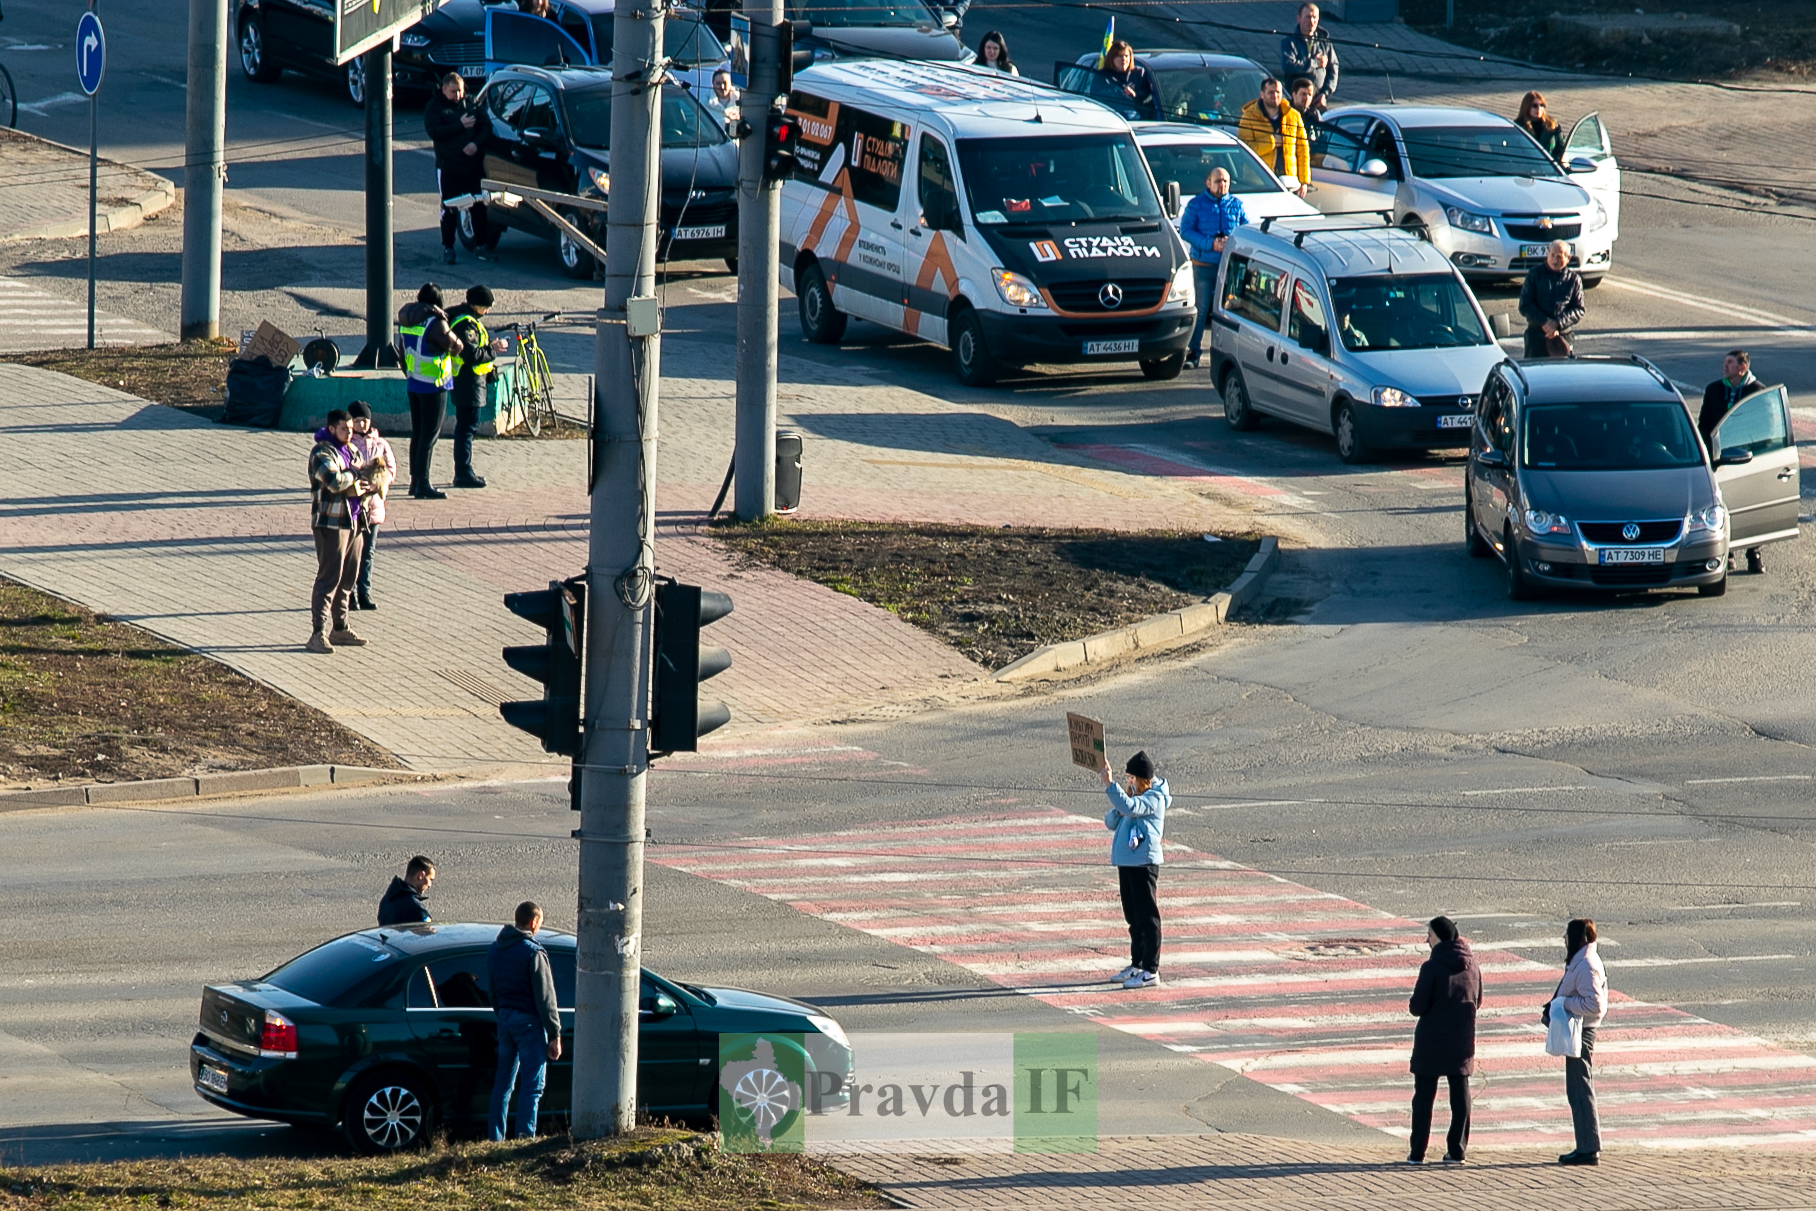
top-left (1239, 77), bottom-right (1311, 198)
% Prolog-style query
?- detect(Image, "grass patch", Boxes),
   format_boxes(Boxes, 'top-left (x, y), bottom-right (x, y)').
top-left (0, 578), bottom-right (401, 787)
top-left (0, 1131), bottom-right (888, 1211)
top-left (1, 340), bottom-right (237, 414)
top-left (714, 520), bottom-right (1260, 671)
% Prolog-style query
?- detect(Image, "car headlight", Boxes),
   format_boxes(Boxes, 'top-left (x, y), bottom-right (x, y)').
top-left (806, 1015), bottom-right (850, 1051)
top-left (992, 269), bottom-right (1048, 310)
top-left (587, 166), bottom-right (610, 194)
top-left (1371, 386), bottom-right (1416, 407)
top-left (1167, 263), bottom-right (1194, 305)
top-left (1687, 504), bottom-right (1725, 533)
top-left (1445, 207), bottom-right (1494, 235)
top-left (399, 31), bottom-right (432, 48)
top-left (1523, 507), bottom-right (1572, 537)
top-left (1586, 203), bottom-right (1609, 233)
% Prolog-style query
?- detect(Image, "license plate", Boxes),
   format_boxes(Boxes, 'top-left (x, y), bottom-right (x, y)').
top-left (672, 224), bottom-right (726, 241)
top-left (1437, 413), bottom-right (1472, 429)
top-left (198, 1065), bottom-right (230, 1094)
top-left (459, 66), bottom-right (488, 79)
top-left (1520, 243), bottom-right (1552, 259)
top-left (1599, 547), bottom-right (1665, 565)
top-left (1084, 339), bottom-right (1139, 356)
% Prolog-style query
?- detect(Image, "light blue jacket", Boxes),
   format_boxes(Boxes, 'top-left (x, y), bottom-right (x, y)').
top-left (1179, 191), bottom-right (1247, 265)
top-left (1104, 777), bottom-right (1169, 866)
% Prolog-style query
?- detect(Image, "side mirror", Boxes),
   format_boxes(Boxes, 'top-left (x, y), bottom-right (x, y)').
top-left (1360, 158), bottom-right (1389, 178)
top-left (1278, 173), bottom-right (1300, 192)
top-left (1716, 446), bottom-right (1754, 468)
top-left (940, 9), bottom-right (957, 27)
top-left (521, 126), bottom-right (558, 149)
top-left (1163, 180), bottom-right (1181, 220)
top-left (1491, 313), bottom-right (1514, 339)
top-left (1476, 447), bottom-right (1508, 469)
top-left (640, 992), bottom-right (678, 1019)
top-left (1567, 156), bottom-right (1598, 174)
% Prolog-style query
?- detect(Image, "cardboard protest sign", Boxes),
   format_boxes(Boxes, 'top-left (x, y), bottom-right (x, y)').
top-left (1066, 713), bottom-right (1105, 771)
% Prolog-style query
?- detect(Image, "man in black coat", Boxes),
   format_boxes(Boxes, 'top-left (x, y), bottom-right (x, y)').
top-left (378, 855), bottom-right (436, 926)
top-left (1698, 349), bottom-right (1763, 446)
top-left (1407, 915), bottom-right (1483, 1164)
top-left (1518, 241), bottom-right (1585, 358)
top-left (424, 73), bottom-right (497, 265)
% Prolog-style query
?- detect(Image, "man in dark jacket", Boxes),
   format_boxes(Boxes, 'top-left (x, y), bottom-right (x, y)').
top-left (1406, 915), bottom-right (1482, 1164)
top-left (446, 285), bottom-right (509, 489)
top-left (487, 901), bottom-right (563, 1141)
top-left (1698, 349), bottom-right (1763, 446)
top-left (377, 856), bottom-right (436, 925)
top-left (1518, 241), bottom-right (1585, 359)
top-left (396, 282), bottom-right (465, 499)
top-left (424, 73), bottom-right (497, 266)
top-left (1280, 3), bottom-right (1337, 114)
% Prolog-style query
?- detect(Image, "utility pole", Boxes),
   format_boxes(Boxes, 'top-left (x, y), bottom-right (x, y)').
top-left (180, 0), bottom-right (227, 341)
top-left (733, 0), bottom-right (785, 520)
top-left (572, 0), bottom-right (664, 1140)
top-left (351, 41), bottom-right (396, 368)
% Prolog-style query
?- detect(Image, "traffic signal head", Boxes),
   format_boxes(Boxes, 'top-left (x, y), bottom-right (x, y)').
top-left (763, 112), bottom-right (798, 184)
top-left (500, 578), bottom-right (586, 755)
top-left (651, 581), bottom-right (733, 754)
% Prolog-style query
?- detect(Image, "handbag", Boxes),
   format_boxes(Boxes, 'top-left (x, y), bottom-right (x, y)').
top-left (1546, 331), bottom-right (1574, 358)
top-left (1544, 995), bottom-right (1582, 1058)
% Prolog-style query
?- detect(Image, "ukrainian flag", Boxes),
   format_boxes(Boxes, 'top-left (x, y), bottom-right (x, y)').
top-left (1095, 16), bottom-right (1115, 69)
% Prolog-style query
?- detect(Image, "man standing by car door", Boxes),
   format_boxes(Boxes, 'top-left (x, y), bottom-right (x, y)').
top-left (1699, 349), bottom-right (1763, 446)
top-left (1180, 168), bottom-right (1247, 371)
top-left (426, 73), bottom-right (498, 266)
top-left (487, 901), bottom-right (562, 1141)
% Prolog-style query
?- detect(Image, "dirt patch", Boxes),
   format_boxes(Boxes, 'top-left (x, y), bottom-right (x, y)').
top-left (0, 339), bottom-right (236, 412)
top-left (0, 1130), bottom-right (888, 1211)
top-left (1402, 0), bottom-right (1814, 80)
top-left (0, 579), bottom-right (402, 788)
top-left (714, 520), bottom-right (1260, 671)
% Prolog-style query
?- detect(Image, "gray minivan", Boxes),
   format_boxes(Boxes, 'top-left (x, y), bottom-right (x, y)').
top-left (1210, 218), bottom-right (1511, 463)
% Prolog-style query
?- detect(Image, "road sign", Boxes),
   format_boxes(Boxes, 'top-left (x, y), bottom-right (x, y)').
top-left (76, 11), bottom-right (105, 96)
top-left (334, 0), bottom-right (447, 67)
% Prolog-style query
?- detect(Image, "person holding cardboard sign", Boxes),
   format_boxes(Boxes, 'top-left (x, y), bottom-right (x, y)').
top-left (1101, 750), bottom-right (1169, 990)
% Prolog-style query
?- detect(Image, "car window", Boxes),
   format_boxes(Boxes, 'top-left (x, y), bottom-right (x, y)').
top-left (562, 86), bottom-right (729, 150)
top-left (406, 965), bottom-right (437, 1009)
top-left (554, 3), bottom-right (594, 54)
top-left (917, 135), bottom-right (962, 235)
top-left (802, 99), bottom-right (909, 213)
top-left (956, 133), bottom-right (1160, 225)
top-left (1713, 390), bottom-right (1790, 456)
top-left (1401, 125), bottom-right (1563, 179)
top-left (1287, 278), bottom-right (1328, 350)
top-left (1365, 121), bottom-right (1403, 178)
top-left (1566, 112), bottom-right (1606, 157)
top-left (1522, 401), bottom-right (1702, 470)
top-left (519, 85), bottom-right (558, 135)
top-left (427, 953), bottom-right (494, 1008)
top-left (262, 934), bottom-right (399, 1007)
top-left (1308, 123), bottom-right (1368, 174)
top-left (486, 80), bottom-right (528, 129)
top-left (1478, 382), bottom-right (1506, 451)
top-left (1491, 394), bottom-right (1516, 456)
top-left (668, 16), bottom-right (725, 68)
top-left (1150, 66), bottom-right (1265, 126)
top-left (1328, 274), bottom-right (1489, 351)
top-left (1330, 114), bottom-right (1371, 137)
top-left (789, 0), bottom-right (933, 28)
top-left (1143, 141), bottom-right (1278, 196)
top-left (1221, 255), bottom-right (1287, 331)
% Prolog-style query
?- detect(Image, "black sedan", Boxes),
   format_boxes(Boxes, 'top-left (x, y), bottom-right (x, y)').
top-left (236, 0), bottom-right (507, 106)
top-left (190, 923), bottom-right (852, 1153)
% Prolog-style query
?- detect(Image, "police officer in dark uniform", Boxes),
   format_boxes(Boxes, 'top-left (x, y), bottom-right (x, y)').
top-left (446, 285), bottom-right (507, 488)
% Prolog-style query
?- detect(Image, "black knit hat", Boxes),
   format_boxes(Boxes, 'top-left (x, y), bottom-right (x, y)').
top-left (467, 285), bottom-right (495, 307)
top-left (347, 400), bottom-right (371, 419)
top-left (1429, 915), bottom-right (1458, 943)
top-left (1124, 750), bottom-right (1154, 781)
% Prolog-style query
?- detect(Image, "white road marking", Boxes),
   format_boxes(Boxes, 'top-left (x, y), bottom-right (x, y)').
top-left (1610, 954), bottom-right (1799, 968)
top-left (1603, 276), bottom-right (1815, 331)
top-left (1669, 902), bottom-right (1801, 910)
top-left (1686, 775), bottom-right (1814, 785)
top-left (1459, 785), bottom-right (1590, 796)
top-left (18, 91), bottom-right (89, 115)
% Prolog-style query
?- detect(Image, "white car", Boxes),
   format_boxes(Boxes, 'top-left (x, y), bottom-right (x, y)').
top-left (1306, 106), bottom-right (1620, 285)
top-left (1134, 122), bottom-right (1321, 228)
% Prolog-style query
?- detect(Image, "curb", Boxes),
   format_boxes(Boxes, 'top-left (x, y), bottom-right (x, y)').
top-left (0, 129), bottom-right (177, 243)
top-left (993, 537), bottom-right (1279, 683)
top-left (0, 765), bottom-right (419, 813)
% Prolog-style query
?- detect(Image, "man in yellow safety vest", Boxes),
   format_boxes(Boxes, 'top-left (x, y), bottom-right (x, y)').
top-left (395, 282), bottom-right (464, 499)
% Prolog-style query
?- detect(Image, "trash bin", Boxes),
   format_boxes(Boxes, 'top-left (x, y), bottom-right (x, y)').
top-left (775, 429), bottom-right (803, 515)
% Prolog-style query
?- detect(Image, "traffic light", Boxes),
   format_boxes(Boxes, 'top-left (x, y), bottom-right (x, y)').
top-left (651, 581), bottom-right (733, 753)
top-left (500, 578), bottom-right (586, 756)
top-left (763, 112), bottom-right (798, 184)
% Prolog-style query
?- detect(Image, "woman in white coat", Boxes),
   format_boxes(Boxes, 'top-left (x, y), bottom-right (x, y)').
top-left (1549, 917), bottom-right (1607, 1164)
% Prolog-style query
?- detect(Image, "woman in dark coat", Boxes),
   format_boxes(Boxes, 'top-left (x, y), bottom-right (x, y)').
top-left (1406, 915), bottom-right (1483, 1164)
top-left (1516, 90), bottom-right (1567, 162)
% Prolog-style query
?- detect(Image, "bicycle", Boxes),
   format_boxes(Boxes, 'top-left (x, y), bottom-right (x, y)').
top-left (493, 313), bottom-right (558, 436)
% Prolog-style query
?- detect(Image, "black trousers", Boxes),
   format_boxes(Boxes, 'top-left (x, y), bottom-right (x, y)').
top-left (438, 165), bottom-right (492, 250)
top-left (450, 373), bottom-right (483, 479)
top-left (1523, 325), bottom-right (1573, 358)
top-left (1409, 1072), bottom-right (1472, 1159)
top-left (408, 389), bottom-right (447, 490)
top-left (1117, 864), bottom-right (1161, 974)
top-left (1566, 1025), bottom-right (1602, 1154)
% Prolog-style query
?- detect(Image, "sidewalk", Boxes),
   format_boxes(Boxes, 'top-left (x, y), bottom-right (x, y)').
top-left (832, 1132), bottom-right (1816, 1210)
top-left (0, 344), bottom-right (1258, 774)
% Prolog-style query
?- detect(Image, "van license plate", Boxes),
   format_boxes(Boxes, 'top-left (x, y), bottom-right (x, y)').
top-left (198, 1066), bottom-right (230, 1094)
top-left (1084, 339), bottom-right (1139, 356)
top-left (1600, 548), bottom-right (1665, 565)
top-left (672, 224), bottom-right (726, 241)
top-left (459, 66), bottom-right (488, 79)
top-left (1437, 414), bottom-right (1472, 429)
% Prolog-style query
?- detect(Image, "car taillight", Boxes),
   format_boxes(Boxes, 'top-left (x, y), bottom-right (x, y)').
top-left (259, 1010), bottom-right (298, 1058)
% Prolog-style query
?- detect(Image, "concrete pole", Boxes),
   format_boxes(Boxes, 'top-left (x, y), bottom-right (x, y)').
top-left (733, 0), bottom-right (784, 520)
top-left (180, 0), bottom-right (227, 342)
top-left (353, 42), bottom-right (397, 368)
top-left (573, 0), bottom-right (664, 1141)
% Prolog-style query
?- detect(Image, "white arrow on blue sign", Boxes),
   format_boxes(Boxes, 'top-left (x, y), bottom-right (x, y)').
top-left (77, 11), bottom-right (106, 96)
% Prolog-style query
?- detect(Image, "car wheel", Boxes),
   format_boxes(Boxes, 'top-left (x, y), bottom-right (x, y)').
top-left (1223, 370), bottom-right (1259, 431)
top-left (346, 57), bottom-right (367, 109)
top-left (1333, 401), bottom-right (1371, 464)
top-left (1139, 351), bottom-right (1185, 381)
top-left (557, 213), bottom-right (596, 279)
top-left (796, 262), bottom-right (847, 344)
top-left (456, 208), bottom-right (479, 252)
top-left (239, 18), bottom-right (282, 83)
top-left (343, 1071), bottom-right (433, 1155)
top-left (1465, 490), bottom-right (1490, 557)
top-left (949, 307), bottom-right (999, 387)
top-left (1504, 528), bottom-right (1535, 601)
top-left (1699, 573), bottom-right (1728, 597)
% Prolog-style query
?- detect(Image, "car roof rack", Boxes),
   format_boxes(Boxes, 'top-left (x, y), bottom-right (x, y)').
top-left (1258, 209), bottom-right (1392, 235)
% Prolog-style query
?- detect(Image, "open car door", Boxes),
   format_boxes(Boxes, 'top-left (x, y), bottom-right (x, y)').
top-left (1564, 112), bottom-right (1620, 242)
top-left (486, 9), bottom-right (592, 74)
top-left (1713, 385), bottom-right (1800, 549)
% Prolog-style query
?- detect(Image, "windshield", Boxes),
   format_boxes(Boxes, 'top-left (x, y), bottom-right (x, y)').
top-left (1328, 274), bottom-right (1489, 351)
top-left (1523, 402), bottom-right (1703, 471)
top-left (1401, 125), bottom-right (1564, 179)
top-left (1144, 141), bottom-right (1279, 197)
top-left (957, 134), bottom-right (1162, 225)
top-left (565, 87), bottom-right (728, 149)
top-left (667, 15), bottom-right (726, 68)
top-left (790, 0), bottom-right (934, 28)
top-left (1152, 66), bottom-right (1265, 126)
top-left (263, 935), bottom-right (396, 1006)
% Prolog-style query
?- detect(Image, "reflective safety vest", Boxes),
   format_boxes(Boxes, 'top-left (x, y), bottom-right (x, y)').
top-left (399, 319), bottom-right (454, 390)
top-left (467, 315), bottom-right (496, 377)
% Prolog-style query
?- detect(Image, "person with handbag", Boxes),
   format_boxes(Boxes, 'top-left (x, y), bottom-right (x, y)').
top-left (1544, 917), bottom-right (1608, 1165)
top-left (1518, 241), bottom-right (1585, 359)
top-left (1406, 915), bottom-right (1482, 1165)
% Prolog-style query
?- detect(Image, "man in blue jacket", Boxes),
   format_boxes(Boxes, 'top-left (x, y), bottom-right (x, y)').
top-left (487, 901), bottom-right (563, 1140)
top-left (1179, 167), bottom-right (1247, 370)
top-left (1103, 750), bottom-right (1170, 990)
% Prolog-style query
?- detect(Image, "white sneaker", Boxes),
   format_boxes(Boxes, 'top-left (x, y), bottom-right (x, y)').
top-left (1123, 970), bottom-right (1160, 990)
top-left (1111, 965), bottom-right (1139, 983)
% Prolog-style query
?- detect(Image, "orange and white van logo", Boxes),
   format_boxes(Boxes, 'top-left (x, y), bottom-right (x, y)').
top-left (1030, 240), bottom-right (1062, 263)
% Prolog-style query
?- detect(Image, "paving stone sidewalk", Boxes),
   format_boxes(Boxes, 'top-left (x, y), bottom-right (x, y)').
top-left (831, 1132), bottom-right (1816, 1210)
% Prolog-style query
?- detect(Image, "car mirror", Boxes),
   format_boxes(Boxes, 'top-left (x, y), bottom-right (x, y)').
top-left (1360, 158), bottom-right (1389, 178)
top-left (1476, 447), bottom-right (1508, 469)
top-left (1491, 313), bottom-right (1514, 339)
top-left (940, 9), bottom-right (958, 27)
top-left (1567, 156), bottom-right (1598, 174)
top-left (1278, 173), bottom-right (1301, 192)
top-left (1162, 180), bottom-right (1181, 220)
top-left (522, 126), bottom-right (558, 148)
top-left (1716, 446), bottom-right (1754, 468)
top-left (639, 992), bottom-right (678, 1019)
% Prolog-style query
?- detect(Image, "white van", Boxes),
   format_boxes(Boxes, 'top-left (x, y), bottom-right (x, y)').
top-left (779, 60), bottom-right (1197, 386)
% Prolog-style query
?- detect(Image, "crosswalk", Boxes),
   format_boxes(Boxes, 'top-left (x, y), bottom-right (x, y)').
top-left (655, 808), bottom-right (1816, 1149)
top-left (0, 276), bottom-right (169, 351)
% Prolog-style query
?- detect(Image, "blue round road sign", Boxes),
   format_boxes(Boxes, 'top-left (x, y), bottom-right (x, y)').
top-left (76, 12), bottom-right (106, 96)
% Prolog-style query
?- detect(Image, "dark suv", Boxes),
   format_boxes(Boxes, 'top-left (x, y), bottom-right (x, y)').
top-left (1464, 356), bottom-right (1800, 600)
top-left (473, 65), bottom-right (739, 277)
top-left (236, 0), bottom-right (504, 106)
